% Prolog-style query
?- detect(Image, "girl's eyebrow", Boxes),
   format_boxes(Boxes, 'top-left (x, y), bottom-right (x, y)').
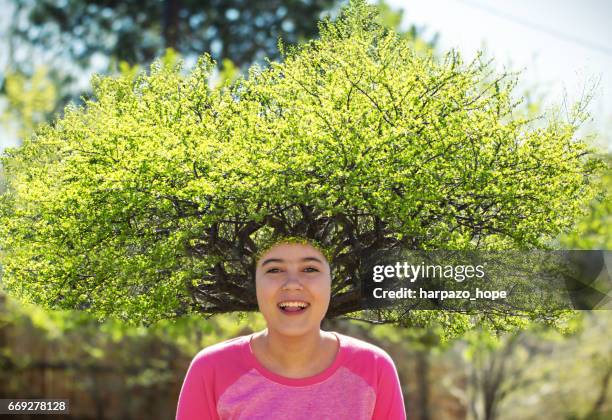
top-left (302, 257), bottom-right (324, 264)
top-left (260, 256), bottom-right (324, 267)
top-left (261, 258), bottom-right (283, 267)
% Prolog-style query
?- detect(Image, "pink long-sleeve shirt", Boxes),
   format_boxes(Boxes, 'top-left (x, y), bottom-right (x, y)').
top-left (176, 331), bottom-right (406, 420)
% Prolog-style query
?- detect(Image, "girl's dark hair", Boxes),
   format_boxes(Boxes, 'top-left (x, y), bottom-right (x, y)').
top-left (253, 236), bottom-right (332, 266)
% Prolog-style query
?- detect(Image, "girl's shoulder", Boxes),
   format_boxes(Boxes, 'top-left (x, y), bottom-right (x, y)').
top-left (332, 332), bottom-right (400, 389)
top-left (190, 333), bottom-right (251, 367)
top-left (335, 332), bottom-right (395, 364)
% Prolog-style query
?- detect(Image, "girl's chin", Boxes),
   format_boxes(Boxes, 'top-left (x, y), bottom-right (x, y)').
top-left (269, 324), bottom-right (321, 337)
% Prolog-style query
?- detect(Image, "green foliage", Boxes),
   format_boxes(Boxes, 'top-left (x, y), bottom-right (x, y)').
top-left (1, 67), bottom-right (57, 140)
top-left (0, 0), bottom-right (604, 327)
top-left (0, 289), bottom-right (265, 361)
top-left (467, 312), bottom-right (612, 419)
top-left (561, 154), bottom-right (611, 249)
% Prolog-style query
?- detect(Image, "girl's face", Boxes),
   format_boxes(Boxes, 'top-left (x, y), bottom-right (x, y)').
top-left (255, 242), bottom-right (332, 337)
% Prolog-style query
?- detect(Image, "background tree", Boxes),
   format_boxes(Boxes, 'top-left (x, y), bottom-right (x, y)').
top-left (1, 0), bottom-right (339, 114)
top-left (6, 0), bottom-right (434, 110)
top-left (7, 0), bottom-right (339, 69)
top-left (1, 0), bottom-right (429, 134)
top-left (0, 1), bottom-right (604, 328)
top-left (445, 312), bottom-right (612, 420)
top-left (0, 289), bottom-right (269, 418)
top-left (0, 66), bottom-right (57, 141)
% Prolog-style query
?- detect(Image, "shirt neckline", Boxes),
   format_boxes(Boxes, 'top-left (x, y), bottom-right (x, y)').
top-left (243, 330), bottom-right (346, 387)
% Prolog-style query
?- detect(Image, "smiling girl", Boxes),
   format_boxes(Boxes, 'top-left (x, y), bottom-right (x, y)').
top-left (176, 237), bottom-right (406, 419)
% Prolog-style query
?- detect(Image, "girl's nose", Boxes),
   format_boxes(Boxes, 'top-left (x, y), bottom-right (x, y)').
top-left (281, 271), bottom-right (303, 289)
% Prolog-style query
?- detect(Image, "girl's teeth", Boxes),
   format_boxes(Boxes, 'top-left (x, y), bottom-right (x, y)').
top-left (279, 303), bottom-right (308, 312)
top-left (279, 302), bottom-right (308, 308)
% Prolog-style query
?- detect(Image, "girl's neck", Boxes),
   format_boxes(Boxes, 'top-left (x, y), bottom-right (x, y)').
top-left (254, 328), bottom-right (337, 377)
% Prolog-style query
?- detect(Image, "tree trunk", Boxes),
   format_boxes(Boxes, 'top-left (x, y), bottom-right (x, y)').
top-left (416, 350), bottom-right (431, 420)
top-left (163, 0), bottom-right (180, 49)
top-left (587, 365), bottom-right (612, 418)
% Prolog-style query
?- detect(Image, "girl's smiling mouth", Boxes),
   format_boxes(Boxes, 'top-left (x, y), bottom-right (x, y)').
top-left (278, 300), bottom-right (310, 314)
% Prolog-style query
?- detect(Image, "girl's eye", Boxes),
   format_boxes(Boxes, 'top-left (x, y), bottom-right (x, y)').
top-left (266, 268), bottom-right (282, 273)
top-left (304, 267), bottom-right (319, 272)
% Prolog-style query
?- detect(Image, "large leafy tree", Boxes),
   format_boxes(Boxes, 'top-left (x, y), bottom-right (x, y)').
top-left (0, 1), bottom-right (603, 326)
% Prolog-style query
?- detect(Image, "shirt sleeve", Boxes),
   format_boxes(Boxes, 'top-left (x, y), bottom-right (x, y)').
top-left (176, 355), bottom-right (220, 420)
top-left (371, 353), bottom-right (406, 420)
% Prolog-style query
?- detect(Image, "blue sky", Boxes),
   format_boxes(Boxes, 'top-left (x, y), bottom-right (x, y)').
top-left (383, 0), bottom-right (612, 149)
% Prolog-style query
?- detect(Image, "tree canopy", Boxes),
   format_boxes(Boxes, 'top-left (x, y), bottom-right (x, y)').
top-left (0, 0), bottom-right (603, 327)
